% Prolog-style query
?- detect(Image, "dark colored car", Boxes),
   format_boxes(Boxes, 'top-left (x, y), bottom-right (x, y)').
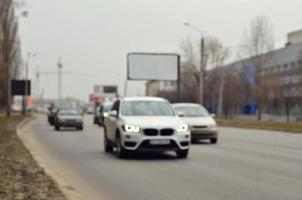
top-left (98, 103), bottom-right (113, 126)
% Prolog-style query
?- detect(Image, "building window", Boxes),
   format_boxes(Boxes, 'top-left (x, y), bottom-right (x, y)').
top-left (273, 66), bottom-right (278, 73)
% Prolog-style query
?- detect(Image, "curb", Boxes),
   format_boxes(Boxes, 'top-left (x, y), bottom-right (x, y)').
top-left (17, 116), bottom-right (84, 200)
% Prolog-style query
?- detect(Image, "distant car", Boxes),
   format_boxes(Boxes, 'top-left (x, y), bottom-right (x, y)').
top-left (98, 102), bottom-right (113, 126)
top-left (54, 109), bottom-right (83, 131)
top-left (104, 97), bottom-right (190, 159)
top-left (173, 103), bottom-right (218, 144)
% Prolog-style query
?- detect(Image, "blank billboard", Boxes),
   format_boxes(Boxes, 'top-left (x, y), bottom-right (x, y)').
top-left (127, 53), bottom-right (179, 81)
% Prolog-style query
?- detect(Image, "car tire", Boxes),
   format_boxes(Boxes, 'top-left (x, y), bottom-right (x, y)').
top-left (116, 135), bottom-right (128, 158)
top-left (191, 139), bottom-right (198, 144)
top-left (210, 138), bottom-right (218, 144)
top-left (104, 134), bottom-right (113, 153)
top-left (176, 149), bottom-right (189, 159)
top-left (78, 126), bottom-right (83, 131)
top-left (55, 125), bottom-right (60, 131)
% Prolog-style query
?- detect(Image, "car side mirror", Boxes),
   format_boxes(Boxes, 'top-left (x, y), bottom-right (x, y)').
top-left (210, 113), bottom-right (216, 118)
top-left (177, 111), bottom-right (184, 117)
top-left (109, 110), bottom-right (118, 118)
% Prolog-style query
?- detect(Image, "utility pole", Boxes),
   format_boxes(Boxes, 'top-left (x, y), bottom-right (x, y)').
top-left (184, 22), bottom-right (206, 105)
top-left (23, 53), bottom-right (29, 114)
top-left (23, 52), bottom-right (36, 113)
top-left (200, 37), bottom-right (205, 105)
top-left (58, 58), bottom-right (63, 100)
top-left (35, 64), bottom-right (71, 104)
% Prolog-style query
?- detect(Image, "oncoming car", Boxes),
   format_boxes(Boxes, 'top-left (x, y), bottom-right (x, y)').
top-left (173, 103), bottom-right (218, 144)
top-left (54, 109), bottom-right (84, 131)
top-left (104, 97), bottom-right (190, 159)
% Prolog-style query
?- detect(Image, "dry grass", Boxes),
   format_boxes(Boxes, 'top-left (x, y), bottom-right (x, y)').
top-left (216, 118), bottom-right (302, 133)
top-left (0, 115), bottom-right (66, 200)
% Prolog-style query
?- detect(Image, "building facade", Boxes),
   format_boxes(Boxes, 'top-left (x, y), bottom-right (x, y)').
top-left (215, 30), bottom-right (302, 120)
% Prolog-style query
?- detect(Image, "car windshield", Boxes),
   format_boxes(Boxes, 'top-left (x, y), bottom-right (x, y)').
top-left (174, 105), bottom-right (209, 117)
top-left (59, 110), bottom-right (80, 116)
top-left (121, 101), bottom-right (175, 116)
top-left (103, 104), bottom-right (112, 112)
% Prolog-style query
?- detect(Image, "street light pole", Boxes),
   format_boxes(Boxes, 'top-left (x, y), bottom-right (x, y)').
top-left (23, 52), bottom-right (36, 113)
top-left (200, 37), bottom-right (206, 105)
top-left (184, 22), bottom-right (206, 105)
top-left (58, 59), bottom-right (63, 100)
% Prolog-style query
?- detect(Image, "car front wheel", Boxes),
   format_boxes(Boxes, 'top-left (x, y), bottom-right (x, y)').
top-left (210, 138), bottom-right (218, 144)
top-left (55, 125), bottom-right (60, 131)
top-left (104, 134), bottom-right (113, 153)
top-left (176, 149), bottom-right (189, 159)
top-left (116, 135), bottom-right (128, 158)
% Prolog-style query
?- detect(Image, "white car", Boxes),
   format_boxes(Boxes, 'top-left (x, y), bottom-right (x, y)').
top-left (104, 97), bottom-right (190, 159)
top-left (173, 103), bottom-right (218, 144)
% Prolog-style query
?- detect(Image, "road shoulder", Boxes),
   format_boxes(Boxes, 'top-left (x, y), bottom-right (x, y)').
top-left (17, 116), bottom-right (84, 200)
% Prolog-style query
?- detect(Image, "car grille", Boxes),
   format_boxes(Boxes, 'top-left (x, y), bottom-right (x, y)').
top-left (139, 140), bottom-right (178, 150)
top-left (143, 128), bottom-right (159, 136)
top-left (160, 128), bottom-right (174, 136)
top-left (192, 125), bottom-right (207, 129)
top-left (66, 119), bottom-right (77, 123)
top-left (143, 128), bottom-right (175, 136)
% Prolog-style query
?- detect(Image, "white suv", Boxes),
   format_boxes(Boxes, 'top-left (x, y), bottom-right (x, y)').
top-left (103, 97), bottom-right (190, 159)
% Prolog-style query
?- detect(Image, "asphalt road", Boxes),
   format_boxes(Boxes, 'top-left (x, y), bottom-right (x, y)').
top-left (25, 115), bottom-right (302, 200)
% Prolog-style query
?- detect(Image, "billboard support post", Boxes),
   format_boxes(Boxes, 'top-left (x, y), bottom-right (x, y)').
top-left (124, 80), bottom-right (128, 97)
top-left (177, 55), bottom-right (181, 102)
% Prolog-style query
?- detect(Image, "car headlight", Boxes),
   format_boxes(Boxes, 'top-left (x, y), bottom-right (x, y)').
top-left (123, 125), bottom-right (140, 133)
top-left (208, 124), bottom-right (217, 130)
top-left (103, 113), bottom-right (109, 117)
top-left (176, 125), bottom-right (189, 132)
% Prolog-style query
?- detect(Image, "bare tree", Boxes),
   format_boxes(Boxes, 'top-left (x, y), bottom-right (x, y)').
top-left (206, 37), bottom-right (230, 70)
top-left (179, 36), bottom-right (229, 109)
top-left (241, 15), bottom-right (275, 121)
top-left (222, 68), bottom-right (245, 118)
top-left (205, 37), bottom-right (230, 116)
top-left (157, 62), bottom-right (199, 103)
top-left (0, 0), bottom-right (23, 115)
top-left (179, 37), bottom-right (198, 67)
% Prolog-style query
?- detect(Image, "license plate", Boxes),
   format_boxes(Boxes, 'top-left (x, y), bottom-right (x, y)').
top-left (150, 139), bottom-right (170, 145)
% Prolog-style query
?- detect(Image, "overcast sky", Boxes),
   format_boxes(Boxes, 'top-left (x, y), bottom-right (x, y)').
top-left (19, 0), bottom-right (302, 101)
